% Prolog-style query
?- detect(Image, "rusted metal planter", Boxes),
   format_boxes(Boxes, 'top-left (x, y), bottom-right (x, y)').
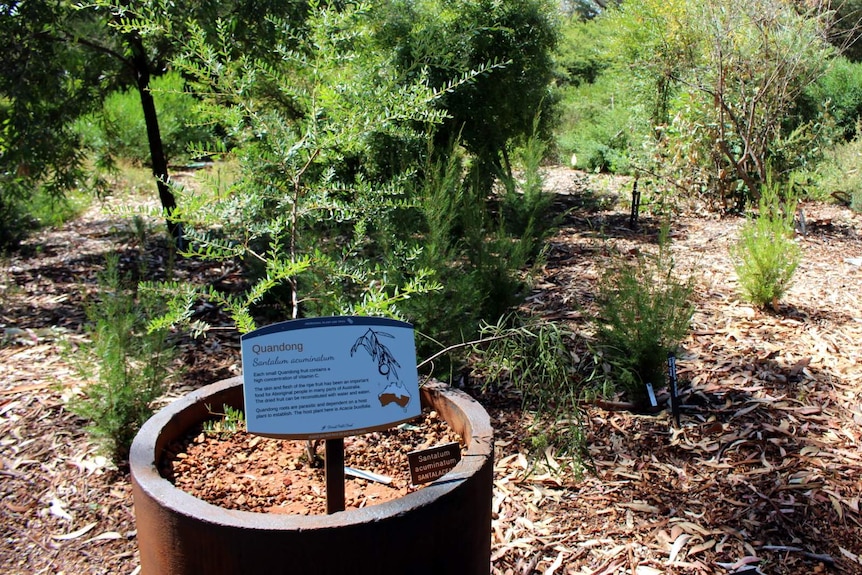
top-left (130, 376), bottom-right (493, 575)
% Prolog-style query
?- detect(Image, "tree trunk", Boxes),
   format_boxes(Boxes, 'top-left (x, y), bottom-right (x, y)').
top-left (127, 34), bottom-right (184, 249)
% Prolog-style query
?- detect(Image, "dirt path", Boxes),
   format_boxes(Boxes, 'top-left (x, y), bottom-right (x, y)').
top-left (1, 169), bottom-right (861, 574)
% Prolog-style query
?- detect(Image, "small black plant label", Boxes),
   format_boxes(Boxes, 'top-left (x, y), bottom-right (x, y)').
top-left (667, 352), bottom-right (681, 427)
top-left (241, 316), bottom-right (420, 439)
top-left (407, 442), bottom-right (461, 485)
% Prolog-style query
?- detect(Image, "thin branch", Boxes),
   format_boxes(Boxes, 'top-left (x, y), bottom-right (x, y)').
top-left (416, 333), bottom-right (511, 370)
top-left (56, 31), bottom-right (136, 74)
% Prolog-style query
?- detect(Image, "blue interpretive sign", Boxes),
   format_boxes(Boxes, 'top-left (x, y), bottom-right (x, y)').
top-left (241, 316), bottom-right (421, 439)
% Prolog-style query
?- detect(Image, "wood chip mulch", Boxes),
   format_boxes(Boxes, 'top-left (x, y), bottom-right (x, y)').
top-left (1, 168), bottom-right (861, 575)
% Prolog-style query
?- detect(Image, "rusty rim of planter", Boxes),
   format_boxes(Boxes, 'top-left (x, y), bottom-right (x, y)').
top-left (130, 376), bottom-right (493, 529)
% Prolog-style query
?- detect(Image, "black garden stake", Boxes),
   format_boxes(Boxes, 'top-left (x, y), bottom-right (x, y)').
top-left (667, 352), bottom-right (680, 427)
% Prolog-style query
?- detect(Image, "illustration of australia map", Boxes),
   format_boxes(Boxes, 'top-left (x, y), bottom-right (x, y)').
top-left (350, 328), bottom-right (413, 409)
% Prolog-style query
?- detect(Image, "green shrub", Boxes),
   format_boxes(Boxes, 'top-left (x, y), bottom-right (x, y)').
top-left (0, 200), bottom-right (28, 248)
top-left (402, 148), bottom-right (544, 363)
top-left (502, 117), bottom-right (557, 256)
top-left (553, 12), bottom-right (641, 172)
top-left (594, 226), bottom-right (695, 407)
top-left (75, 71), bottom-right (216, 167)
top-left (555, 72), bottom-right (638, 173)
top-left (70, 254), bottom-right (176, 462)
top-left (25, 187), bottom-right (91, 228)
top-left (809, 122), bottom-right (862, 211)
top-left (797, 56), bottom-right (862, 141)
top-left (731, 178), bottom-right (802, 310)
top-left (477, 317), bottom-right (578, 409)
top-left (606, 0), bottom-right (834, 204)
top-left (375, 0), bottom-right (559, 185)
top-left (142, 3), bottom-right (556, 370)
top-left (554, 15), bottom-right (613, 88)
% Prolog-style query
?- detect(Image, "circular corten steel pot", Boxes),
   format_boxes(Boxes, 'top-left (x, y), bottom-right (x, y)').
top-left (130, 376), bottom-right (494, 575)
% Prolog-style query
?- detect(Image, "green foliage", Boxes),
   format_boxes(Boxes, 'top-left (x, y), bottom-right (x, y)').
top-left (0, 187), bottom-right (92, 248)
top-left (594, 226), bottom-right (695, 407)
top-left (552, 6), bottom-right (671, 173)
top-left (554, 14), bottom-right (613, 88)
top-left (473, 316), bottom-right (587, 468)
top-left (0, 201), bottom-right (26, 249)
top-left (133, 2), bottom-right (557, 365)
top-left (812, 124), bottom-right (862, 211)
top-left (477, 317), bottom-right (578, 410)
top-left (27, 188), bottom-right (92, 228)
top-left (556, 0), bottom-right (836, 204)
top-left (641, 0), bottom-right (834, 205)
top-left (797, 56), bottom-right (862, 141)
top-left (202, 404), bottom-right (245, 437)
top-left (0, 1), bottom-right (111, 244)
top-left (731, 178), bottom-right (802, 310)
top-left (823, 0), bottom-right (862, 62)
top-left (75, 71), bottom-right (217, 167)
top-left (393, 153), bottom-right (475, 356)
top-left (139, 3), bottom-right (454, 335)
top-left (375, 0), bottom-right (559, 183)
top-left (502, 115), bottom-right (557, 256)
top-left (605, 0), bottom-right (699, 128)
top-left (555, 71), bottom-right (637, 172)
top-left (401, 145), bottom-right (550, 361)
top-left (2, 0), bottom-right (313, 247)
top-left (69, 254), bottom-right (176, 462)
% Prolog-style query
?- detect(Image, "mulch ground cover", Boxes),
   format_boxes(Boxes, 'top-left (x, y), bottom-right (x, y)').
top-left (1, 168), bottom-right (860, 574)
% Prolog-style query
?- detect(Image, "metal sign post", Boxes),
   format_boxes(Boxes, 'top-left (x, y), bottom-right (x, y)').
top-left (325, 438), bottom-right (346, 514)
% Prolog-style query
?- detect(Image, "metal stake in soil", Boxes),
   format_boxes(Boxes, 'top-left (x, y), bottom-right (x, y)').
top-left (667, 352), bottom-right (680, 427)
top-left (630, 178), bottom-right (641, 230)
top-left (325, 438), bottom-right (346, 514)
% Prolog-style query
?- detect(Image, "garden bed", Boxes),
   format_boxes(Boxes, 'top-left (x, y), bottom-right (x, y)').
top-left (160, 406), bottom-right (461, 515)
top-left (2, 168), bottom-right (861, 574)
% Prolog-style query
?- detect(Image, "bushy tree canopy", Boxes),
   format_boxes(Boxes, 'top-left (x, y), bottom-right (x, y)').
top-left (0, 0), bottom-right (311, 245)
top-left (1, 1), bottom-right (110, 200)
top-left (605, 0), bottom-right (835, 205)
top-left (373, 0), bottom-right (559, 180)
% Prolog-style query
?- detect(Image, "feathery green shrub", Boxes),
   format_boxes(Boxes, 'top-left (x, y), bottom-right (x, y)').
top-left (70, 254), bottom-right (176, 462)
top-left (594, 226), bottom-right (694, 407)
top-left (731, 179), bottom-right (801, 310)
